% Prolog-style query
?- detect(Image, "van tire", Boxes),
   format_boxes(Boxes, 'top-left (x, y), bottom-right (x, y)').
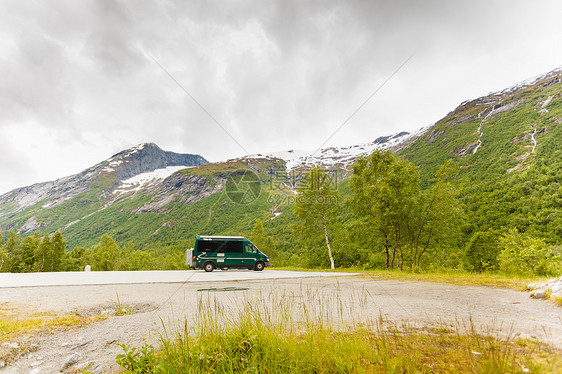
top-left (204, 262), bottom-right (215, 272)
top-left (254, 261), bottom-right (265, 271)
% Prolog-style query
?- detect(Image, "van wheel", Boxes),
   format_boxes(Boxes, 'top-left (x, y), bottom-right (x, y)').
top-left (204, 262), bottom-right (215, 272)
top-left (254, 261), bottom-right (265, 271)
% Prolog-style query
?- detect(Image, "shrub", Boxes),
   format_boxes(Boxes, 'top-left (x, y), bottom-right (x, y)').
top-left (497, 228), bottom-right (561, 276)
top-left (465, 231), bottom-right (500, 272)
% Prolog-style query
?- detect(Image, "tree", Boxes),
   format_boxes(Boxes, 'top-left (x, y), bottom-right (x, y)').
top-left (0, 232), bottom-right (5, 272)
top-left (16, 234), bottom-right (38, 272)
top-left (249, 219), bottom-right (275, 257)
top-left (34, 234), bottom-right (51, 272)
top-left (294, 167), bottom-right (341, 269)
top-left (349, 151), bottom-right (463, 270)
top-left (94, 234), bottom-right (121, 271)
top-left (349, 150), bottom-right (419, 270)
top-left (249, 219), bottom-right (266, 249)
top-left (407, 160), bottom-right (464, 268)
top-left (498, 228), bottom-right (561, 276)
top-left (49, 232), bottom-right (66, 271)
top-left (465, 231), bottom-right (500, 272)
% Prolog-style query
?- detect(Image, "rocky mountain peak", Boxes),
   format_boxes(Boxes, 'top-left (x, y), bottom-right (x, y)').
top-left (101, 143), bottom-right (208, 180)
top-left (0, 143), bottom-right (208, 214)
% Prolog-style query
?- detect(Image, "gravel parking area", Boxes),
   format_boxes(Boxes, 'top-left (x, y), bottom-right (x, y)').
top-left (0, 271), bottom-right (560, 373)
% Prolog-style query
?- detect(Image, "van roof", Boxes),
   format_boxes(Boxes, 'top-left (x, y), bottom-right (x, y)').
top-left (197, 235), bottom-right (246, 240)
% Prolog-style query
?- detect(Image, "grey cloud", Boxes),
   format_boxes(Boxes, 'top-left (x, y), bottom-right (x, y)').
top-left (0, 27), bottom-right (72, 125)
top-left (0, 0), bottom-right (561, 195)
top-left (83, 0), bottom-right (147, 75)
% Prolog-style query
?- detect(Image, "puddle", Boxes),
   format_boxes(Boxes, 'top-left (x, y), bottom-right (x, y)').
top-left (196, 287), bottom-right (250, 292)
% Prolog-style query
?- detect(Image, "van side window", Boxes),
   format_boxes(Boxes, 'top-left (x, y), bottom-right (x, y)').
top-left (244, 244), bottom-right (254, 253)
top-left (198, 240), bottom-right (226, 253)
top-left (226, 241), bottom-right (243, 253)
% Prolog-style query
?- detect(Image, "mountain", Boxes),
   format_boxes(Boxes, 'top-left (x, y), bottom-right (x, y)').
top-left (0, 67), bottom-right (560, 250)
top-left (399, 67), bottom-right (561, 241)
top-left (0, 143), bottom-right (208, 234)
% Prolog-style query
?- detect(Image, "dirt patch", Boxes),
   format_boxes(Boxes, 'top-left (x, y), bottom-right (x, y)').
top-left (78, 302), bottom-right (158, 318)
top-left (0, 275), bottom-right (561, 373)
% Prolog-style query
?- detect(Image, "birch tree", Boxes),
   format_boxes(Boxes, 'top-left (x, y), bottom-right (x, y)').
top-left (349, 151), bottom-right (462, 270)
top-left (294, 167), bottom-right (340, 269)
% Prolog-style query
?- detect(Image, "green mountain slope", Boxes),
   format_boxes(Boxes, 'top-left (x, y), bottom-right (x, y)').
top-left (399, 69), bottom-right (562, 242)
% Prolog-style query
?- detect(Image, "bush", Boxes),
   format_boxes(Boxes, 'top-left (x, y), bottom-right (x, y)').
top-left (497, 228), bottom-right (561, 276)
top-left (465, 231), bottom-right (500, 272)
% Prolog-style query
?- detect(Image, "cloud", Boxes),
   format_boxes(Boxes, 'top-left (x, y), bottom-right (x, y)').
top-left (0, 0), bottom-right (561, 194)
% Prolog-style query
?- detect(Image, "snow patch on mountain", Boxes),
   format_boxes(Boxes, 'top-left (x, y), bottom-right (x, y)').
top-left (249, 127), bottom-right (430, 171)
top-left (540, 95), bottom-right (553, 108)
top-left (493, 66), bottom-right (561, 96)
top-left (113, 166), bottom-right (190, 196)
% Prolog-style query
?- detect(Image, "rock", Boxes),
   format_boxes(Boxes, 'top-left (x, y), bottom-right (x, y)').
top-left (551, 282), bottom-right (562, 293)
top-left (74, 338), bottom-right (92, 349)
top-left (75, 361), bottom-right (102, 373)
top-left (0, 360), bottom-right (5, 368)
top-left (527, 282), bottom-right (541, 290)
top-left (101, 308), bottom-right (116, 316)
top-left (531, 289), bottom-right (546, 299)
top-left (1, 342), bottom-right (19, 349)
top-left (61, 352), bottom-right (81, 371)
top-left (550, 291), bottom-right (562, 300)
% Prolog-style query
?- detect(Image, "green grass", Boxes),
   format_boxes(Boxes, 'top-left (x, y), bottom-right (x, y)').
top-left (116, 289), bottom-right (561, 373)
top-left (271, 266), bottom-right (548, 290)
top-left (0, 302), bottom-right (108, 363)
top-left (0, 303), bottom-right (107, 344)
top-left (358, 270), bottom-right (550, 291)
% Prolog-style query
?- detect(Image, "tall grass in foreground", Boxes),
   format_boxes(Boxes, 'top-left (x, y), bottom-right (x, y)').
top-left (116, 289), bottom-right (561, 373)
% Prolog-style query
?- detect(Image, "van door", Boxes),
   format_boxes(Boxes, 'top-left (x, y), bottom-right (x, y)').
top-left (197, 239), bottom-right (226, 268)
top-left (225, 240), bottom-right (244, 267)
top-left (243, 243), bottom-right (257, 267)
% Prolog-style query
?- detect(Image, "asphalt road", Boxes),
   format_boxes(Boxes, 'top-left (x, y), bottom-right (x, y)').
top-left (0, 269), bottom-right (356, 288)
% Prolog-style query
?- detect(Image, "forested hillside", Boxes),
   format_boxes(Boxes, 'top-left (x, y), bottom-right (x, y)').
top-left (399, 68), bottom-right (562, 242)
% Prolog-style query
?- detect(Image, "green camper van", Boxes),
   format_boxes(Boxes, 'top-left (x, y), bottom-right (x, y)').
top-left (186, 235), bottom-right (270, 272)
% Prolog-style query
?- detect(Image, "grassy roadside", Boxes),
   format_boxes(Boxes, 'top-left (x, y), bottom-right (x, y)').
top-left (271, 266), bottom-right (549, 290)
top-left (118, 324), bottom-right (561, 373)
top-left (0, 303), bottom-right (107, 343)
top-left (0, 302), bottom-right (108, 363)
top-left (116, 291), bottom-right (561, 373)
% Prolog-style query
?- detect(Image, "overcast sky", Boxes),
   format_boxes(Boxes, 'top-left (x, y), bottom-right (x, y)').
top-left (0, 0), bottom-right (561, 195)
